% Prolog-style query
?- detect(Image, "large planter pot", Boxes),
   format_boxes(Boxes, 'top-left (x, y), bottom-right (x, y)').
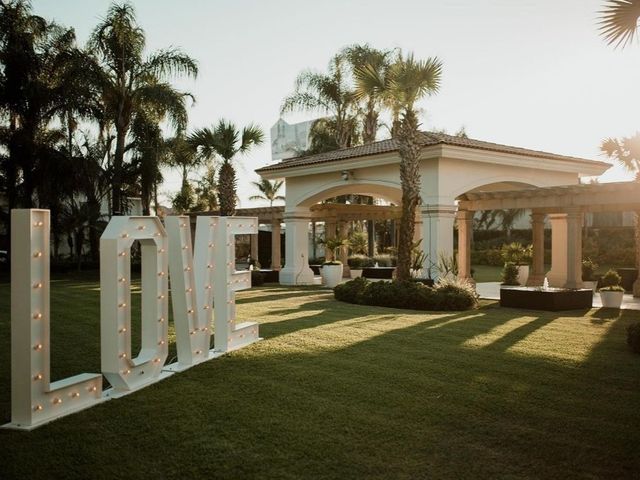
top-left (582, 280), bottom-right (597, 293)
top-left (599, 290), bottom-right (624, 309)
top-left (516, 265), bottom-right (529, 286)
top-left (350, 269), bottom-right (363, 279)
top-left (322, 264), bottom-right (343, 288)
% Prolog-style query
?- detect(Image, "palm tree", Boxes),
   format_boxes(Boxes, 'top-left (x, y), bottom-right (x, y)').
top-left (130, 113), bottom-right (166, 215)
top-left (384, 53), bottom-right (442, 281)
top-left (194, 160), bottom-right (218, 211)
top-left (249, 179), bottom-right (285, 207)
top-left (599, 0), bottom-right (640, 48)
top-left (281, 54), bottom-right (359, 149)
top-left (599, 1), bottom-right (640, 295)
top-left (88, 2), bottom-right (197, 215)
top-left (189, 120), bottom-right (264, 216)
top-left (344, 44), bottom-right (395, 143)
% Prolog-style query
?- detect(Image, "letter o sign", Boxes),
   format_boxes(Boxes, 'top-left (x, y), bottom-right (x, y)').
top-left (99, 217), bottom-right (169, 395)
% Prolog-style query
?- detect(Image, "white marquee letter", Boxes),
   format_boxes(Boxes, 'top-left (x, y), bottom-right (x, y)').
top-left (164, 216), bottom-right (216, 370)
top-left (100, 216), bottom-right (171, 396)
top-left (213, 217), bottom-right (261, 352)
top-left (3, 210), bottom-right (102, 430)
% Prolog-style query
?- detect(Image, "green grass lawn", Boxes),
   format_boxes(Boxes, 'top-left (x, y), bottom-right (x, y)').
top-left (1, 274), bottom-right (639, 479)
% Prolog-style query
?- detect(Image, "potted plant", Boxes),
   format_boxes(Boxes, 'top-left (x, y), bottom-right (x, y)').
top-left (348, 254), bottom-right (373, 278)
top-left (321, 237), bottom-right (349, 288)
top-left (501, 262), bottom-right (520, 286)
top-left (581, 258), bottom-right (598, 292)
top-left (501, 242), bottom-right (532, 286)
top-left (599, 269), bottom-right (624, 309)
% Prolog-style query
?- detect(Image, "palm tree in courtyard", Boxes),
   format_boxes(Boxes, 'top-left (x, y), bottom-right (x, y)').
top-left (366, 53), bottom-right (442, 281)
top-left (344, 44), bottom-right (395, 143)
top-left (89, 2), bottom-right (197, 214)
top-left (249, 179), bottom-right (285, 207)
top-left (281, 55), bottom-right (359, 149)
top-left (189, 120), bottom-right (264, 216)
top-left (599, 0), bottom-right (640, 295)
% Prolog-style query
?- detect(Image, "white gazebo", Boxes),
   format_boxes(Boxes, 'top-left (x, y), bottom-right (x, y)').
top-left (256, 131), bottom-right (609, 285)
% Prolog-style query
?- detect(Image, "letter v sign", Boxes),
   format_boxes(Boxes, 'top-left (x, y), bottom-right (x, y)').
top-left (164, 216), bottom-right (261, 372)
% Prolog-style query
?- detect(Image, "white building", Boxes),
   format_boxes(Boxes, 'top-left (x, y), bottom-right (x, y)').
top-left (270, 118), bottom-right (315, 161)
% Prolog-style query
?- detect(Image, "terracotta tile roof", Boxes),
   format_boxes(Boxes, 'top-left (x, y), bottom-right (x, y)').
top-left (255, 131), bottom-right (609, 174)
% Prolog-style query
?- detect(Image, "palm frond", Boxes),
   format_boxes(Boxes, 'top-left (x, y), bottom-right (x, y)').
top-left (143, 48), bottom-right (198, 80)
top-left (240, 124), bottom-right (264, 152)
top-left (135, 82), bottom-right (189, 130)
top-left (599, 0), bottom-right (640, 49)
top-left (601, 133), bottom-right (640, 173)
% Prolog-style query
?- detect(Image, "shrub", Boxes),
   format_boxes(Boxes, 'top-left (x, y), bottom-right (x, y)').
top-left (373, 254), bottom-right (396, 267)
top-left (348, 255), bottom-right (374, 269)
top-left (348, 231), bottom-right (368, 255)
top-left (250, 270), bottom-right (265, 287)
top-left (582, 258), bottom-right (598, 281)
top-left (334, 277), bottom-right (477, 311)
top-left (500, 242), bottom-right (532, 265)
top-left (334, 276), bottom-right (368, 303)
top-left (627, 323), bottom-right (640, 354)
top-left (600, 269), bottom-right (622, 289)
top-left (501, 262), bottom-right (520, 285)
top-left (433, 277), bottom-right (479, 310)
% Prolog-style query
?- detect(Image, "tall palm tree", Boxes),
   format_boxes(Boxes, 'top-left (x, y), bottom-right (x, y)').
top-left (249, 179), bottom-right (285, 207)
top-left (88, 2), bottom-right (197, 215)
top-left (599, 0), bottom-right (640, 48)
top-left (130, 113), bottom-right (166, 215)
top-left (189, 120), bottom-right (264, 216)
top-left (281, 54), bottom-right (358, 149)
top-left (375, 53), bottom-right (443, 280)
top-left (344, 44), bottom-right (395, 143)
top-left (599, 1), bottom-right (640, 295)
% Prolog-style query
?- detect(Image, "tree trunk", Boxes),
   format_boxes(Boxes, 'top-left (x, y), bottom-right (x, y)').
top-left (112, 125), bottom-right (126, 215)
top-left (396, 109), bottom-right (422, 281)
top-left (363, 101), bottom-right (378, 144)
top-left (634, 210), bottom-right (640, 297)
top-left (217, 161), bottom-right (237, 216)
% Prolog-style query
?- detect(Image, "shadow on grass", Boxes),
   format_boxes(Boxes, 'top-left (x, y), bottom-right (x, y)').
top-left (1, 287), bottom-right (639, 479)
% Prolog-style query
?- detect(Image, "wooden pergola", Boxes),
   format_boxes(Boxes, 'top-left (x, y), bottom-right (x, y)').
top-left (456, 181), bottom-right (640, 292)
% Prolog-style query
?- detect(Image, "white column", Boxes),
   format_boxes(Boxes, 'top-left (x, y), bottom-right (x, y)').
top-left (456, 209), bottom-right (474, 285)
top-left (420, 204), bottom-right (457, 279)
top-left (271, 219), bottom-right (281, 270)
top-left (547, 211), bottom-right (583, 289)
top-left (279, 211), bottom-right (314, 285)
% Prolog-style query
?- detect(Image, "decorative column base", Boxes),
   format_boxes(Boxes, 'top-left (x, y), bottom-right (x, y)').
top-left (279, 266), bottom-right (315, 285)
top-left (280, 213), bottom-right (315, 285)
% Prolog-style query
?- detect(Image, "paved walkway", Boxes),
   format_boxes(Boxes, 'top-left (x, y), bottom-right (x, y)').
top-left (476, 282), bottom-right (640, 310)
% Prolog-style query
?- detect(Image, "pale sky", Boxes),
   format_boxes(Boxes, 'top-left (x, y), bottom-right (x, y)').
top-left (33, 0), bottom-right (640, 207)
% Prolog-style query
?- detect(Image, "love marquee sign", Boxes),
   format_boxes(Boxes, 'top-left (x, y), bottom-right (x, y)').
top-left (3, 209), bottom-right (261, 430)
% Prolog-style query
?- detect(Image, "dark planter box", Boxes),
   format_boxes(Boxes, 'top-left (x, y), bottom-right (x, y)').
top-left (500, 287), bottom-right (593, 311)
top-left (257, 269), bottom-right (280, 283)
top-left (310, 264), bottom-right (322, 275)
top-left (616, 268), bottom-right (638, 292)
top-left (362, 267), bottom-right (396, 279)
